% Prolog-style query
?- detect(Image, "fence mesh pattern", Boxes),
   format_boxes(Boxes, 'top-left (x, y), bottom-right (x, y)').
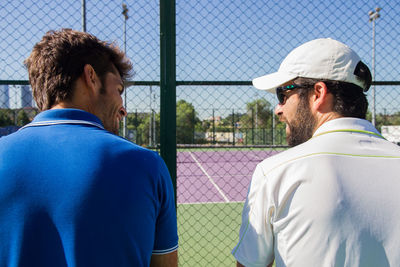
top-left (1, 0), bottom-right (400, 266)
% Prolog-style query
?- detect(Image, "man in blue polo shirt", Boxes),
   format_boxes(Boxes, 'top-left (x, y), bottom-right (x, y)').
top-left (0, 29), bottom-right (178, 266)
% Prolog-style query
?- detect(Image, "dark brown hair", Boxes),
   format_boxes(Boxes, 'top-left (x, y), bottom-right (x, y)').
top-left (24, 29), bottom-right (132, 111)
top-left (294, 61), bottom-right (371, 119)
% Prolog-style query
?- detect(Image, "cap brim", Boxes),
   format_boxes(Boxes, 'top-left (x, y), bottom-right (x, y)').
top-left (252, 72), bottom-right (298, 93)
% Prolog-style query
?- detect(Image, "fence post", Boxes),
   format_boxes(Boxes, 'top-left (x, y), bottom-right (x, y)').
top-left (192, 108), bottom-right (195, 144)
top-left (212, 109), bottom-right (215, 144)
top-left (135, 109), bottom-right (138, 144)
top-left (232, 109), bottom-right (235, 146)
top-left (263, 128), bottom-right (265, 144)
top-left (251, 107), bottom-right (254, 145)
top-left (81, 0), bottom-right (86, 32)
top-left (272, 109), bottom-right (275, 145)
top-left (160, 0), bottom-right (177, 204)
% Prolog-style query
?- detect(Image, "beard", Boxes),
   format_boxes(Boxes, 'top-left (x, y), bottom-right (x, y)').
top-left (286, 97), bottom-right (316, 147)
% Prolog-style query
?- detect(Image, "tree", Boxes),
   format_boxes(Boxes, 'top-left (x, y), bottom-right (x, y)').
top-left (0, 109), bottom-right (14, 127)
top-left (125, 111), bottom-right (159, 147)
top-left (239, 98), bottom-right (272, 129)
top-left (135, 112), bottom-right (160, 147)
top-left (176, 99), bottom-right (199, 144)
top-left (16, 110), bottom-right (31, 126)
top-left (196, 120), bottom-right (210, 133)
top-left (238, 99), bottom-right (273, 144)
top-left (274, 120), bottom-right (287, 145)
top-left (386, 112), bottom-right (400, 125)
top-left (366, 110), bottom-right (400, 132)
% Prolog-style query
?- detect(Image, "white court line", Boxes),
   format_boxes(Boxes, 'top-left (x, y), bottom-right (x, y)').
top-left (188, 152), bottom-right (230, 203)
top-left (247, 152), bottom-right (266, 161)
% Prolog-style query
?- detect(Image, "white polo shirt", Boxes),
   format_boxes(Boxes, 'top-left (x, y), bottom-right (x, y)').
top-left (232, 118), bottom-right (400, 267)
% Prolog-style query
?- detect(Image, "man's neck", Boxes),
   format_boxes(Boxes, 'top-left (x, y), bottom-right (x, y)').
top-left (313, 112), bottom-right (342, 134)
top-left (51, 102), bottom-right (80, 110)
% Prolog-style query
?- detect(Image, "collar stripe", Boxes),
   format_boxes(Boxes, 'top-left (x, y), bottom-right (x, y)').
top-left (18, 120), bottom-right (105, 131)
top-left (313, 129), bottom-right (385, 140)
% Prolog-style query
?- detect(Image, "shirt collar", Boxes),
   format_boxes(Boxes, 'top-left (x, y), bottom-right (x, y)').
top-left (312, 118), bottom-right (384, 139)
top-left (24, 108), bottom-right (104, 130)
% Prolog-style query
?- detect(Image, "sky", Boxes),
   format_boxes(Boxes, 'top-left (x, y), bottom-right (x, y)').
top-left (0, 0), bottom-right (399, 118)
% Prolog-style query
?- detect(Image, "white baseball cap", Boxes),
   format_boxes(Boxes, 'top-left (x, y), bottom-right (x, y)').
top-left (252, 38), bottom-right (369, 93)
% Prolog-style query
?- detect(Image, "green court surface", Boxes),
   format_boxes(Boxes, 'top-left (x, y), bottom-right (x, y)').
top-left (177, 202), bottom-right (277, 266)
top-left (177, 202), bottom-right (243, 266)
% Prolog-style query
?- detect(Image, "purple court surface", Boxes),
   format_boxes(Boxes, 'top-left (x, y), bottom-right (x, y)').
top-left (177, 150), bottom-right (279, 204)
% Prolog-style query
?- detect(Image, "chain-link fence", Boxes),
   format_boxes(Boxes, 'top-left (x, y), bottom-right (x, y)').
top-left (1, 0), bottom-right (400, 266)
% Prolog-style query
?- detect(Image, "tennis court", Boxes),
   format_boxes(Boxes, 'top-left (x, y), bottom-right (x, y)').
top-left (176, 148), bottom-right (281, 266)
top-left (177, 149), bottom-right (278, 203)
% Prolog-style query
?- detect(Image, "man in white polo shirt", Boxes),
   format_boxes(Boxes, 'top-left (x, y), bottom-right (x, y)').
top-left (232, 38), bottom-right (400, 267)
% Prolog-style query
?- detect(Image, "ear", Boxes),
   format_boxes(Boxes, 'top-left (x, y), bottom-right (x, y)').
top-left (82, 64), bottom-right (100, 94)
top-left (310, 81), bottom-right (332, 113)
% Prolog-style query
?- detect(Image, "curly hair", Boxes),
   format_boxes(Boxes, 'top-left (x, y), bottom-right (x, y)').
top-left (24, 29), bottom-right (133, 111)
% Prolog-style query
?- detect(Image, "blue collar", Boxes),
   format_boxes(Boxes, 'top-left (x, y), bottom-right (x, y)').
top-left (19, 109), bottom-right (104, 131)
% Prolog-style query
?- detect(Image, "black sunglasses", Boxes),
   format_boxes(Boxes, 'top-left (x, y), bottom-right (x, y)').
top-left (276, 84), bottom-right (308, 105)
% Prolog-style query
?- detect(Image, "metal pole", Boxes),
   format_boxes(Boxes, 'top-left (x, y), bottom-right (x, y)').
top-left (212, 109), bottom-right (215, 144)
top-left (232, 109), bottom-right (235, 146)
top-left (192, 108), bottom-right (195, 144)
top-left (135, 109), bottom-right (138, 143)
top-left (149, 86), bottom-right (152, 147)
top-left (369, 7), bottom-right (381, 126)
top-left (251, 107), bottom-right (254, 144)
top-left (123, 18), bottom-right (127, 138)
top-left (272, 109), bottom-right (275, 145)
top-left (81, 0), bottom-right (86, 32)
top-left (255, 101), bottom-right (258, 144)
top-left (153, 93), bottom-right (156, 146)
top-left (372, 18), bottom-right (376, 126)
top-left (160, 0), bottom-right (177, 202)
top-left (122, 4), bottom-right (129, 138)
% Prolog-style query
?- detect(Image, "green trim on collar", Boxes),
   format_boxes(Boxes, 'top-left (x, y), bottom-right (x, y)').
top-left (313, 129), bottom-right (385, 140)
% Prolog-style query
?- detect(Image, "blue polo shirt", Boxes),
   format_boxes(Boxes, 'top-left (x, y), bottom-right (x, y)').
top-left (0, 109), bottom-right (178, 266)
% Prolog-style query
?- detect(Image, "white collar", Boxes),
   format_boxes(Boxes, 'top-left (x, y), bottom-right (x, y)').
top-left (313, 118), bottom-right (384, 139)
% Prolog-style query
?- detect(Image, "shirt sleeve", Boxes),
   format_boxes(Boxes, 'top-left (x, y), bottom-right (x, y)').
top-left (232, 164), bottom-right (275, 267)
top-left (152, 156), bottom-right (179, 254)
